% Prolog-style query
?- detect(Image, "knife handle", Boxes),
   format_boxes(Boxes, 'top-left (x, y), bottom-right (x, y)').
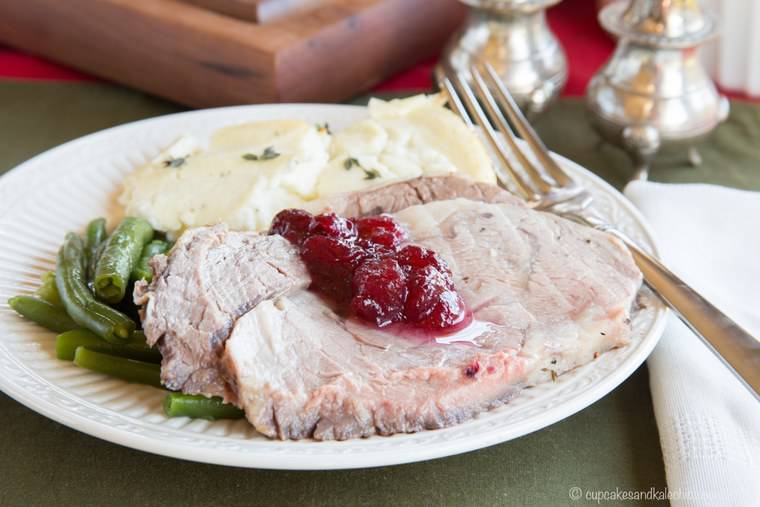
top-left (611, 231), bottom-right (760, 401)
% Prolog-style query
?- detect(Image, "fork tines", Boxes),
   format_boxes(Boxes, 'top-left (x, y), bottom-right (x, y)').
top-left (439, 63), bottom-right (576, 205)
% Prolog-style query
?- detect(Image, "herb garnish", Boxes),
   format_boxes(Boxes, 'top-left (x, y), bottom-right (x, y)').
top-left (242, 146), bottom-right (280, 161)
top-left (163, 156), bottom-right (187, 168)
top-left (344, 157), bottom-right (360, 171)
top-left (344, 157), bottom-right (381, 180)
top-left (363, 168), bottom-right (381, 180)
top-left (316, 122), bottom-right (331, 135)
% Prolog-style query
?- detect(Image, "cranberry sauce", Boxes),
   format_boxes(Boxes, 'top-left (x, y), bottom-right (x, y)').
top-left (269, 209), bottom-right (467, 331)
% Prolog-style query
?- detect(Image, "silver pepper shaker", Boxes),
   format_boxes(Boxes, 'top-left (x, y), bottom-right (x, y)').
top-left (586, 0), bottom-right (729, 181)
top-left (441, 0), bottom-right (567, 116)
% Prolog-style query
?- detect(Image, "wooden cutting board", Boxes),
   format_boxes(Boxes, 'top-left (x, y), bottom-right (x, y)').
top-left (0, 0), bottom-right (465, 107)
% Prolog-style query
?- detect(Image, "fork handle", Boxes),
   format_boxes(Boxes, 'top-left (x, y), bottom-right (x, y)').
top-left (610, 231), bottom-right (760, 400)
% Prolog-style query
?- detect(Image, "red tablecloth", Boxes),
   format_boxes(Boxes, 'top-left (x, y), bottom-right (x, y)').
top-left (0, 0), bottom-right (750, 100)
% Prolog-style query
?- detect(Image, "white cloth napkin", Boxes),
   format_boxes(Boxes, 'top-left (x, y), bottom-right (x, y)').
top-left (624, 181), bottom-right (760, 507)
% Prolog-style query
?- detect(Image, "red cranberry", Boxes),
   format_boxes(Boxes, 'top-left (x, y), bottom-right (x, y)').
top-left (355, 215), bottom-right (407, 250)
top-left (351, 258), bottom-right (407, 327)
top-left (269, 209), bottom-right (314, 245)
top-left (404, 266), bottom-right (465, 329)
top-left (397, 245), bottom-right (451, 276)
top-left (301, 236), bottom-right (366, 302)
top-left (268, 207), bottom-right (467, 332)
top-left (310, 213), bottom-right (356, 240)
top-left (355, 239), bottom-right (396, 262)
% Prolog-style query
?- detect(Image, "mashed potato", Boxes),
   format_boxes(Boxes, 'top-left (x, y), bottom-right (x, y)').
top-left (119, 94), bottom-right (495, 235)
top-left (119, 120), bottom-right (330, 234)
top-left (316, 94), bottom-right (495, 195)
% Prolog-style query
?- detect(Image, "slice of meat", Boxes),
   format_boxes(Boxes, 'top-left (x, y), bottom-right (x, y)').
top-left (134, 225), bottom-right (309, 398)
top-left (311, 175), bottom-right (517, 217)
top-left (137, 175), bottom-right (515, 399)
top-left (224, 292), bottom-right (525, 440)
top-left (222, 198), bottom-right (642, 440)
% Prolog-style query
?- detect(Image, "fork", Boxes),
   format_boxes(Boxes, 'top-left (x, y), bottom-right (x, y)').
top-left (438, 63), bottom-right (760, 400)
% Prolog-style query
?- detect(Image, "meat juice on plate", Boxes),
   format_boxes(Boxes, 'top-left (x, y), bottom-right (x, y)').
top-left (269, 209), bottom-right (472, 338)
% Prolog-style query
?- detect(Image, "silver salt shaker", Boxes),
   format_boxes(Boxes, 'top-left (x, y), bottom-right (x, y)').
top-left (586, 0), bottom-right (729, 181)
top-left (441, 0), bottom-right (567, 116)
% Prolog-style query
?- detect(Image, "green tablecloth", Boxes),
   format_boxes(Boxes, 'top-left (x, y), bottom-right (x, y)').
top-left (1, 81), bottom-right (758, 506)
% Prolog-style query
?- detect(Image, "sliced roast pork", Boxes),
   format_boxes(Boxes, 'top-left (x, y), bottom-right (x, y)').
top-left (136, 175), bottom-right (511, 399)
top-left (313, 174), bottom-right (515, 217)
top-left (136, 176), bottom-right (642, 439)
top-left (221, 198), bottom-right (642, 439)
top-left (134, 227), bottom-right (309, 398)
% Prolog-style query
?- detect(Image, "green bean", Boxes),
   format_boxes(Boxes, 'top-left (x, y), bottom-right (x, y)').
top-left (7, 296), bottom-right (77, 332)
top-left (88, 240), bottom-right (106, 292)
top-left (56, 329), bottom-right (161, 363)
top-left (73, 346), bottom-right (162, 388)
top-left (85, 218), bottom-right (107, 285)
top-left (56, 232), bottom-right (135, 343)
top-left (35, 271), bottom-right (61, 306)
top-left (163, 393), bottom-right (244, 420)
top-left (131, 239), bottom-right (170, 282)
top-left (94, 217), bottom-right (153, 303)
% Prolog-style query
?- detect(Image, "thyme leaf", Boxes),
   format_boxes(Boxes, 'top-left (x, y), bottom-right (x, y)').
top-left (344, 157), bottom-right (360, 171)
top-left (163, 156), bottom-right (187, 168)
top-left (242, 146), bottom-right (280, 162)
top-left (343, 157), bottom-right (381, 180)
top-left (261, 146), bottom-right (279, 160)
top-left (363, 168), bottom-right (381, 180)
top-left (316, 122), bottom-right (331, 135)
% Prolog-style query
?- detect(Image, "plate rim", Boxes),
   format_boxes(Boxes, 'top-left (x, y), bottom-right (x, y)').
top-left (0, 102), bottom-right (668, 470)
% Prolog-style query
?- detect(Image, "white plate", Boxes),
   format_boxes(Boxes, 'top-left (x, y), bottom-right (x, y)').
top-left (0, 104), bottom-right (667, 470)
